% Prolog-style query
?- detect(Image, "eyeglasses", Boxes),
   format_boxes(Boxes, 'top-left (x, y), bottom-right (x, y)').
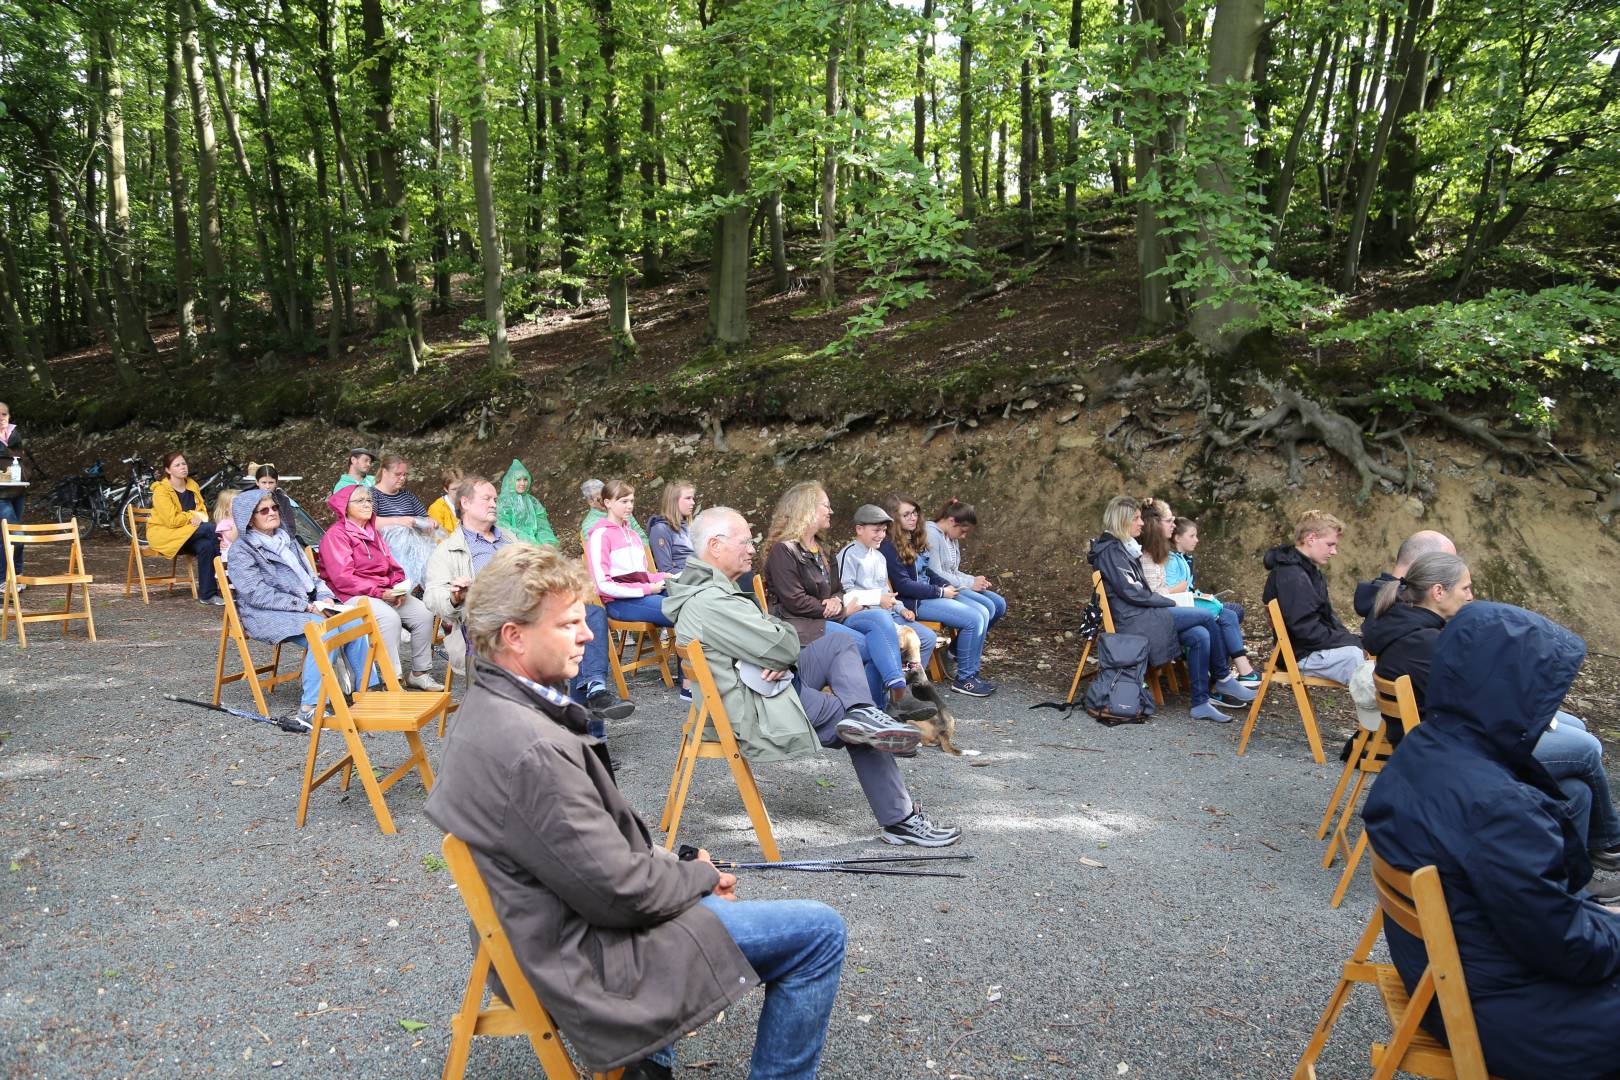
top-left (722, 535), bottom-right (758, 548)
top-left (255, 506), bottom-right (280, 516)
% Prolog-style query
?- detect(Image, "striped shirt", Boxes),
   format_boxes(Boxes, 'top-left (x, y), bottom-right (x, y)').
top-left (372, 487), bottom-right (428, 519)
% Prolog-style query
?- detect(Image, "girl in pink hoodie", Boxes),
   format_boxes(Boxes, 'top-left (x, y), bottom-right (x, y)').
top-left (318, 485), bottom-right (442, 691)
top-left (585, 479), bottom-right (670, 627)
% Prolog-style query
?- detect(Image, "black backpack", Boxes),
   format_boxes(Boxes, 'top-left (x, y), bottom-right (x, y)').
top-left (1082, 632), bottom-right (1156, 726)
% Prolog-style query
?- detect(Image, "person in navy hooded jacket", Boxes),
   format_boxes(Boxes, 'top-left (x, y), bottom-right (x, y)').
top-left (1363, 602), bottom-right (1620, 1080)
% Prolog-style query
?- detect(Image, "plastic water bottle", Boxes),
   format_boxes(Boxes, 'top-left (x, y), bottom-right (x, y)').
top-left (6, 458), bottom-right (19, 483)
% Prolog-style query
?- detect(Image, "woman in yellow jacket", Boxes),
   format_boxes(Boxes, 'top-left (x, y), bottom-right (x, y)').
top-left (148, 450), bottom-right (223, 605)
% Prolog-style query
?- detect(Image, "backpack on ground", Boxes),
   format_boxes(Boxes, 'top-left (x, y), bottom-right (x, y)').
top-left (1082, 632), bottom-right (1156, 726)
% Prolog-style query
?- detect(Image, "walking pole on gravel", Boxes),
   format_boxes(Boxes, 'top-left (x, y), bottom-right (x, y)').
top-left (163, 694), bottom-right (309, 734)
top-left (679, 846), bottom-right (972, 878)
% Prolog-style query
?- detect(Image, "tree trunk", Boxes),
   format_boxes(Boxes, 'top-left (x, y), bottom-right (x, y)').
top-left (1037, 32), bottom-right (1057, 183)
top-left (763, 81), bottom-right (788, 294)
top-left (996, 120), bottom-right (1007, 207)
top-left (818, 3), bottom-right (844, 305)
top-left (1368, 17), bottom-right (1432, 259)
top-left (1337, 0), bottom-right (1424, 291)
top-left (640, 70), bottom-right (665, 286)
top-left (592, 0), bottom-right (635, 367)
top-left (162, 4), bottom-right (198, 365)
top-left (359, 0), bottom-right (419, 371)
top-left (957, 0), bottom-right (975, 224)
top-left (244, 39), bottom-right (304, 340)
top-left (1186, 0), bottom-right (1266, 356)
top-left (1269, 31), bottom-right (1333, 249)
top-left (913, 0), bottom-right (933, 162)
top-left (428, 90), bottom-right (452, 313)
top-left (464, 0), bottom-right (510, 368)
top-left (1019, 14), bottom-right (1035, 256)
top-left (98, 28), bottom-right (153, 365)
top-left (0, 217), bottom-right (51, 389)
top-left (706, 0), bottom-right (751, 350)
top-left (1250, 21), bottom-right (1276, 198)
top-left (528, 12), bottom-right (548, 278)
top-left (548, 0), bottom-right (583, 307)
top-left (1063, 0), bottom-right (1083, 260)
top-left (180, 0), bottom-right (231, 353)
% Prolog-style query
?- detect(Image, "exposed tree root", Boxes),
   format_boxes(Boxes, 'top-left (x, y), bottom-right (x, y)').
top-left (774, 411), bottom-right (871, 468)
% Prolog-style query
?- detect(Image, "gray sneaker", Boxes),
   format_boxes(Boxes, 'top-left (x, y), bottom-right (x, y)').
top-left (836, 706), bottom-right (923, 754)
top-left (887, 689), bottom-right (937, 723)
top-left (882, 810), bottom-right (962, 847)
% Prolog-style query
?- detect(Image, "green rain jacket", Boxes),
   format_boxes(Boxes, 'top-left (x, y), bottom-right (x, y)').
top-left (662, 558), bottom-right (821, 763)
top-left (496, 460), bottom-right (560, 548)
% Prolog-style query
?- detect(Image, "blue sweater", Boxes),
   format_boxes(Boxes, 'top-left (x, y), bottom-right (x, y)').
top-left (878, 538), bottom-right (945, 601)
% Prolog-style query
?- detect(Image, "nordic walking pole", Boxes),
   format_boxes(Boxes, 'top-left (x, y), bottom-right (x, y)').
top-left (164, 694), bottom-right (309, 734)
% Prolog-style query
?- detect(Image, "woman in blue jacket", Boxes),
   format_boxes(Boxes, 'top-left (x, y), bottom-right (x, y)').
top-left (879, 494), bottom-right (993, 696)
top-left (1364, 602), bottom-right (1620, 1079)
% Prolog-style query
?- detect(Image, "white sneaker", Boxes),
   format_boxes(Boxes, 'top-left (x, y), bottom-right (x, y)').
top-left (406, 672), bottom-right (444, 692)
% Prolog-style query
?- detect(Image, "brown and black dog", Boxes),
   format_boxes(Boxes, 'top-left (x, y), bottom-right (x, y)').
top-left (896, 624), bottom-right (962, 754)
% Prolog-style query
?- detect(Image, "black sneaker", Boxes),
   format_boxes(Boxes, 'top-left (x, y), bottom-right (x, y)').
top-left (1590, 846), bottom-right (1620, 874)
top-left (881, 810), bottom-right (962, 847)
top-left (621, 1059), bottom-right (674, 1080)
top-left (836, 706), bottom-right (923, 754)
top-left (887, 689), bottom-right (937, 723)
top-left (586, 688), bottom-right (636, 721)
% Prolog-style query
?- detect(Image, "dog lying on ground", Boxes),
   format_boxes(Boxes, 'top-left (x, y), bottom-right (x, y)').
top-left (895, 624), bottom-right (962, 755)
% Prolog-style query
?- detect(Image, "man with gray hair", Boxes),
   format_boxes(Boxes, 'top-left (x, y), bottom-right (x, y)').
top-left (663, 506), bottom-right (961, 847)
top-left (1354, 530), bottom-right (1458, 618)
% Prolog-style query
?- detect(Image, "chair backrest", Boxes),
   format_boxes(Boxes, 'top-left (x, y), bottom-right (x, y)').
top-left (1265, 598), bottom-right (1301, 672)
top-left (1374, 673), bottom-right (1421, 732)
top-left (441, 833), bottom-right (570, 1043)
top-left (579, 554), bottom-right (605, 607)
top-left (1091, 570), bottom-right (1117, 634)
top-left (126, 503), bottom-right (153, 544)
top-left (303, 545), bottom-right (318, 575)
top-left (751, 574), bottom-right (768, 610)
top-left (673, 638), bottom-right (725, 721)
top-left (1367, 849), bottom-right (1491, 1078)
top-left (4, 520), bottom-right (86, 546)
top-left (304, 603), bottom-right (403, 714)
top-left (216, 555), bottom-right (240, 611)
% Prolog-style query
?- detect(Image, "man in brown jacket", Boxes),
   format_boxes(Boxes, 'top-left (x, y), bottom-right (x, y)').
top-left (425, 545), bottom-right (846, 1079)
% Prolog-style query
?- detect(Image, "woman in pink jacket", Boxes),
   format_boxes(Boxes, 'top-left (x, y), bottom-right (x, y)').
top-left (318, 486), bottom-right (442, 691)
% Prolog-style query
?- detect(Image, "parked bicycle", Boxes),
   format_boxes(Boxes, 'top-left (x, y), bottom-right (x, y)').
top-left (46, 456), bottom-right (156, 540)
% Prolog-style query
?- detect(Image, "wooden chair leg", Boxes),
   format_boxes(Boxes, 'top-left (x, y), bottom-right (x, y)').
top-left (296, 717), bottom-right (328, 828)
top-left (660, 705), bottom-right (701, 832)
top-left (661, 729), bottom-right (705, 852)
top-left (1290, 913), bottom-right (1384, 1079)
top-left (1066, 639), bottom-right (1095, 704)
top-left (1317, 730), bottom-right (1369, 840)
top-left (607, 629), bottom-right (631, 700)
top-left (441, 945), bottom-right (492, 1080)
top-left (1329, 830), bottom-right (1369, 909)
top-left (1322, 771), bottom-right (1370, 869)
top-left (341, 727), bottom-right (398, 835)
top-left (1236, 647), bottom-right (1282, 756)
top-left (404, 730), bottom-right (436, 792)
top-left (1290, 674), bottom-right (1327, 764)
top-left (726, 752), bottom-right (780, 861)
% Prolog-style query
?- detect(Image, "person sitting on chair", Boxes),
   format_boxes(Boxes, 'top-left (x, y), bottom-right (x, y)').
top-left (424, 476), bottom-right (632, 728)
top-left (1353, 529), bottom-right (1457, 619)
top-left (1365, 552), bottom-right (1620, 872)
top-left (1260, 509), bottom-right (1364, 685)
top-left (425, 544), bottom-right (847, 1080)
top-left (1363, 602), bottom-right (1620, 1080)
top-left (369, 454), bottom-right (440, 585)
top-left (427, 466), bottom-right (463, 535)
top-left (148, 450), bottom-right (223, 606)
top-left (667, 506), bottom-right (962, 847)
top-left (581, 476), bottom-right (648, 544)
top-left (497, 459), bottom-right (560, 548)
top-left (226, 489), bottom-right (373, 732)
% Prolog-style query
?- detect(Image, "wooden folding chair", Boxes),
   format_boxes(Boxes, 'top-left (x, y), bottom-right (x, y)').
top-left (123, 504), bottom-right (197, 603)
top-left (1321, 675), bottom-right (1421, 908)
top-left (296, 604), bottom-right (450, 834)
top-left (212, 556), bottom-right (300, 716)
top-left (658, 638), bottom-right (780, 860)
top-left (440, 833), bottom-right (625, 1080)
top-left (1236, 598), bottom-right (1349, 765)
top-left (3, 520), bottom-right (97, 647)
top-left (584, 553), bottom-right (675, 699)
top-left (1065, 572), bottom-right (1175, 705)
top-left (1293, 850), bottom-right (1500, 1080)
top-left (751, 573), bottom-right (768, 609)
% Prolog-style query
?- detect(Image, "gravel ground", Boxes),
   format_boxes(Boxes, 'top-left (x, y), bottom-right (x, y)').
top-left (1, 559), bottom-right (1501, 1079)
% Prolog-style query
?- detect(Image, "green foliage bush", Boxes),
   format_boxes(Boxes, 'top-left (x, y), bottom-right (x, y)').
top-left (1312, 284), bottom-right (1620, 426)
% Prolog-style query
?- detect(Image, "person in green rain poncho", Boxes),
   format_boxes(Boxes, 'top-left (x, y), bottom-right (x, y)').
top-left (496, 460), bottom-right (560, 548)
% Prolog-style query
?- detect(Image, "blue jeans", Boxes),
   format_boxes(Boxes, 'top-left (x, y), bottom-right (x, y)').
top-left (178, 521), bottom-right (221, 599)
top-left (1537, 712), bottom-right (1620, 850)
top-left (0, 493), bottom-right (22, 582)
top-left (604, 593), bottom-right (673, 626)
top-left (1168, 605), bottom-right (1231, 707)
top-left (684, 896), bottom-right (846, 1080)
top-left (958, 588), bottom-right (1006, 632)
top-left (569, 604), bottom-right (613, 700)
top-left (1214, 601), bottom-right (1247, 659)
top-left (831, 609), bottom-right (910, 702)
top-left (298, 629), bottom-right (375, 707)
top-left (915, 596), bottom-right (988, 679)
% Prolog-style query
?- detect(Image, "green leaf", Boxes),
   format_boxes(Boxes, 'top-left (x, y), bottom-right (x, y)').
top-left (399, 1019), bottom-right (429, 1033)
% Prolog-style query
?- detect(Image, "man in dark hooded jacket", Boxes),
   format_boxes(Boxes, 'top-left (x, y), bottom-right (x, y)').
top-left (1363, 603), bottom-right (1620, 1079)
top-left (1260, 509), bottom-right (1363, 685)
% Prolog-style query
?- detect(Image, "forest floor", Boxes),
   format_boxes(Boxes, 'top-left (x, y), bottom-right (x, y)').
top-left (0, 575), bottom-right (1541, 1080)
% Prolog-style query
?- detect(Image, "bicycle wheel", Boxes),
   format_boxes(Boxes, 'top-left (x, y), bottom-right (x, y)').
top-left (117, 489), bottom-right (149, 540)
top-left (53, 501), bottom-right (95, 542)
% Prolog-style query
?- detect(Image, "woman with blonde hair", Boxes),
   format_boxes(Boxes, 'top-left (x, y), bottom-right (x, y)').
top-left (648, 480), bottom-right (697, 575)
top-left (763, 482), bottom-right (935, 723)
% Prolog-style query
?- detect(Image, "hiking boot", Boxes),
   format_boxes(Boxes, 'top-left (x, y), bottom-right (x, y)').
top-left (950, 674), bottom-right (996, 698)
top-left (887, 689), bottom-right (937, 723)
top-left (881, 809), bottom-right (961, 847)
top-left (1191, 702), bottom-right (1235, 724)
top-left (1590, 845), bottom-right (1620, 874)
top-left (837, 706), bottom-right (923, 754)
top-left (1211, 676), bottom-right (1257, 703)
top-left (586, 687), bottom-right (636, 721)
